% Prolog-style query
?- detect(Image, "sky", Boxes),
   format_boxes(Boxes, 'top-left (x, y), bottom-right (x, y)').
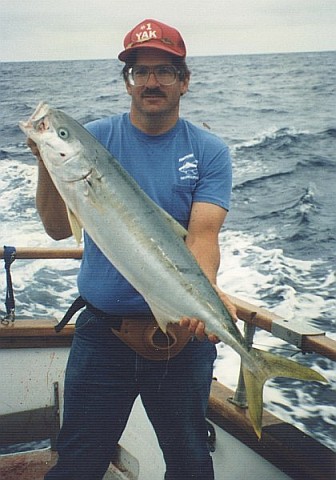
top-left (1, 0), bottom-right (336, 62)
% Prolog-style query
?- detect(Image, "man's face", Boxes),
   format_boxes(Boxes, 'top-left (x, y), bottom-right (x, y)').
top-left (125, 49), bottom-right (189, 120)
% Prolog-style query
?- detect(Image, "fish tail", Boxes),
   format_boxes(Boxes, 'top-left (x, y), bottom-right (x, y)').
top-left (241, 348), bottom-right (328, 439)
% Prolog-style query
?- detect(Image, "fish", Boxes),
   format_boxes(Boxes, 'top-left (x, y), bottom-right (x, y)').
top-left (19, 102), bottom-right (327, 438)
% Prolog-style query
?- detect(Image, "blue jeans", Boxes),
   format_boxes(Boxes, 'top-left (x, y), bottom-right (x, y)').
top-left (45, 309), bottom-right (216, 480)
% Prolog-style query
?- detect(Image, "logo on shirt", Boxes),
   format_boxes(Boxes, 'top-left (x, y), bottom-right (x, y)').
top-left (178, 154), bottom-right (198, 181)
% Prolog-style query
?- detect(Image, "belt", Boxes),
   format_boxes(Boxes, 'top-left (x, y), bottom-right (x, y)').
top-left (54, 296), bottom-right (124, 332)
top-left (55, 296), bottom-right (192, 361)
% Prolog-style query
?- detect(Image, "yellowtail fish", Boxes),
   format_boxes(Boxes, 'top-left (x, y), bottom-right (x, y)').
top-left (19, 103), bottom-right (327, 438)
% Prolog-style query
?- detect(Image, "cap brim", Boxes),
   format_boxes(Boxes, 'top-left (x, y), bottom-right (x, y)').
top-left (118, 42), bottom-right (185, 62)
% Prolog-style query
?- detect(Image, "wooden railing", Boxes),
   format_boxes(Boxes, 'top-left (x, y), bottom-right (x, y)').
top-left (1, 247), bottom-right (335, 361)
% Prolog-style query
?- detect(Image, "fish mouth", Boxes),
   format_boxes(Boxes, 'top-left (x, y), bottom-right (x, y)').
top-left (19, 102), bottom-right (51, 135)
top-left (29, 102), bottom-right (50, 123)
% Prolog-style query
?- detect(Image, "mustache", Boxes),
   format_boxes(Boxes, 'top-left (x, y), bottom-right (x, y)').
top-left (141, 88), bottom-right (166, 97)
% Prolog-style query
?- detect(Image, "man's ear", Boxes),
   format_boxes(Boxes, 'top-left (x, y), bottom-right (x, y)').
top-left (125, 81), bottom-right (132, 96)
top-left (180, 77), bottom-right (190, 96)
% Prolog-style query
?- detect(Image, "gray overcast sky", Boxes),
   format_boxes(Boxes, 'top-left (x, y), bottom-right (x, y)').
top-left (1, 0), bottom-right (336, 62)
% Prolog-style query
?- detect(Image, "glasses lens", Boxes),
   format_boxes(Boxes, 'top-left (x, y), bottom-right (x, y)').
top-left (154, 65), bottom-right (177, 85)
top-left (129, 65), bottom-right (178, 86)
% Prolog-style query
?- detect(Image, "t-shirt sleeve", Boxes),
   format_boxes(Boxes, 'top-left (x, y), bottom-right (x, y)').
top-left (193, 139), bottom-right (232, 211)
top-left (84, 119), bottom-right (107, 145)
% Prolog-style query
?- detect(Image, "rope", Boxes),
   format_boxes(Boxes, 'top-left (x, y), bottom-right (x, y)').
top-left (1, 245), bottom-right (16, 324)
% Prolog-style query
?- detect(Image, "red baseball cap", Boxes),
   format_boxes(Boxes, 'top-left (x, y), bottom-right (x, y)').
top-left (118, 19), bottom-right (186, 62)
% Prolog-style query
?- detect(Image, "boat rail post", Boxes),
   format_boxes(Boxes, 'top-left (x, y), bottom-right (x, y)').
top-left (1, 246), bottom-right (16, 325)
top-left (229, 322), bottom-right (256, 408)
top-left (51, 382), bottom-right (61, 450)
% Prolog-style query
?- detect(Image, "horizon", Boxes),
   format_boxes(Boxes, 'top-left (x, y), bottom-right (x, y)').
top-left (2, 48), bottom-right (335, 65)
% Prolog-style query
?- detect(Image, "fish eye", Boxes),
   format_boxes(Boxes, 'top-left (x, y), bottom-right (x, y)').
top-left (58, 127), bottom-right (69, 139)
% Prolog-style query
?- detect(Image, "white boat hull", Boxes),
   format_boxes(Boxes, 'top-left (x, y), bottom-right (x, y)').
top-left (1, 250), bottom-right (335, 479)
top-left (0, 339), bottom-right (292, 479)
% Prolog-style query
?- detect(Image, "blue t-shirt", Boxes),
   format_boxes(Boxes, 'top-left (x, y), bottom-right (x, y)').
top-left (77, 113), bottom-right (232, 314)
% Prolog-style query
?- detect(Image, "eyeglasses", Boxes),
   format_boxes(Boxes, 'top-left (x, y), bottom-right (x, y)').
top-left (127, 65), bottom-right (180, 86)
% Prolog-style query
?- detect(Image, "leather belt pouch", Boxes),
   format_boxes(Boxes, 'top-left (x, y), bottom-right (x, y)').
top-left (111, 316), bottom-right (192, 361)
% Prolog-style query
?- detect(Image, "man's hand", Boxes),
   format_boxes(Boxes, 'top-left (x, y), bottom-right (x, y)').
top-left (213, 286), bottom-right (238, 321)
top-left (179, 287), bottom-right (238, 344)
top-left (27, 138), bottom-right (43, 162)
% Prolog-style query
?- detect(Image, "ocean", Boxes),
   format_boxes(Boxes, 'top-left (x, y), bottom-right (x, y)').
top-left (1, 51), bottom-right (335, 451)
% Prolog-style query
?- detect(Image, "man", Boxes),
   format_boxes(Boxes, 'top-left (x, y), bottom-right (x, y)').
top-left (32, 19), bottom-right (234, 480)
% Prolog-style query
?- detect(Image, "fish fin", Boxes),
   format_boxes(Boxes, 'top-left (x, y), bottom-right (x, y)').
top-left (67, 207), bottom-right (82, 244)
top-left (241, 366), bottom-right (264, 439)
top-left (147, 302), bottom-right (177, 334)
top-left (242, 348), bottom-right (328, 439)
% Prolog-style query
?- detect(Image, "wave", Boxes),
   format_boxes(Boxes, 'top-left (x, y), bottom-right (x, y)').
top-left (232, 126), bottom-right (336, 159)
top-left (298, 154), bottom-right (335, 169)
top-left (233, 169), bottom-right (292, 190)
top-left (216, 229), bottom-right (335, 449)
top-left (0, 150), bottom-right (9, 160)
top-left (0, 159), bottom-right (38, 224)
top-left (232, 126), bottom-right (310, 153)
top-left (218, 230), bottom-right (334, 327)
top-left (324, 128), bottom-right (336, 137)
top-left (291, 185), bottom-right (319, 226)
top-left (264, 184), bottom-right (318, 225)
